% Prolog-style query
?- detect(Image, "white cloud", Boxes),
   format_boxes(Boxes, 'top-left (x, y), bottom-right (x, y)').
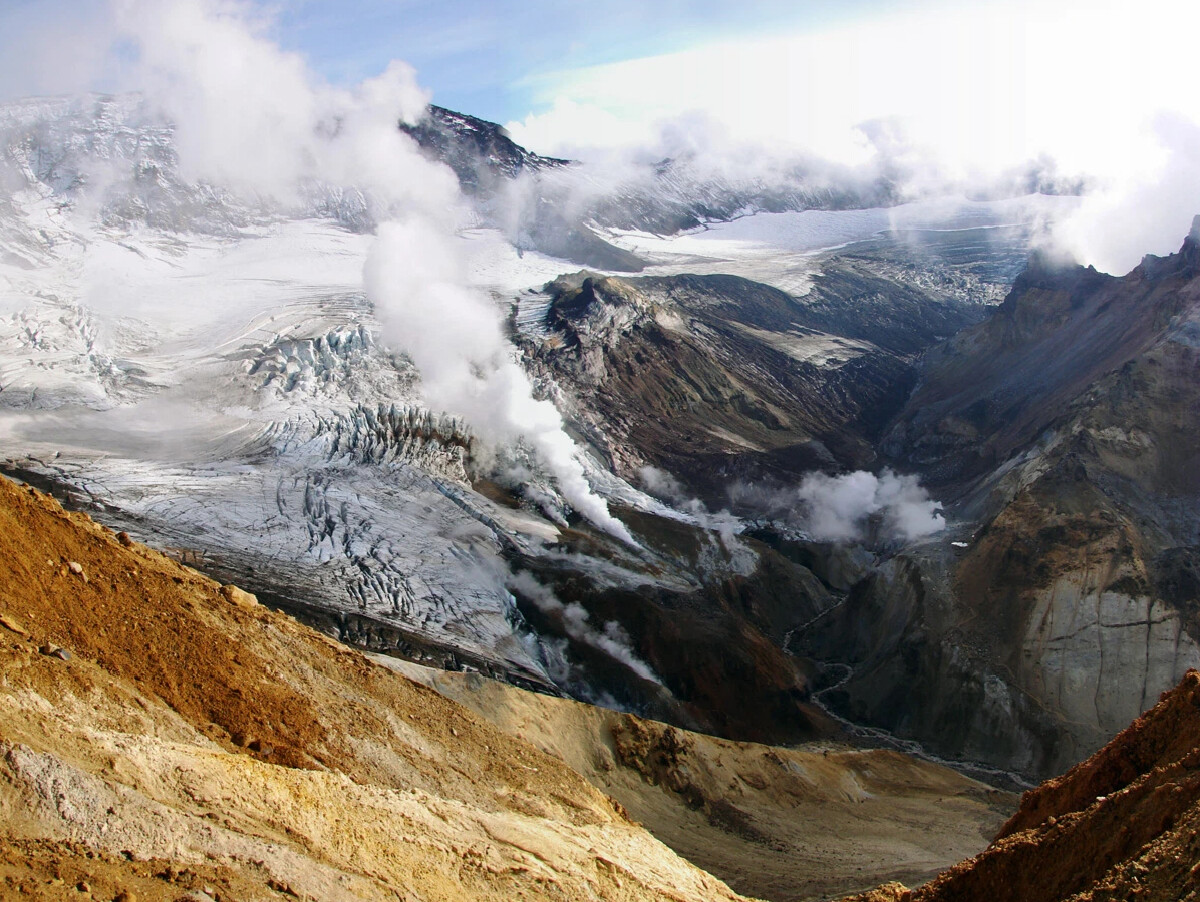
top-left (512, 0), bottom-right (1195, 174)
top-left (1052, 114), bottom-right (1200, 275)
top-left (0, 0), bottom-right (118, 101)
top-left (507, 570), bottom-right (661, 685)
top-left (508, 0), bottom-right (1200, 272)
top-left (730, 469), bottom-right (945, 544)
top-left (0, 0), bottom-right (636, 543)
top-left (795, 469), bottom-right (944, 544)
top-left (364, 221), bottom-right (636, 545)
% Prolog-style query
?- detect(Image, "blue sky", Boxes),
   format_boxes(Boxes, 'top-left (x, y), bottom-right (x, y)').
top-left (266, 0), bottom-right (911, 123)
top-left (0, 0), bottom-right (930, 131)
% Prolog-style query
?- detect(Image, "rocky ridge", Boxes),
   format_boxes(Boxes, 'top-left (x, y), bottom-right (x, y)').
top-left (519, 263), bottom-right (987, 498)
top-left (841, 669), bottom-right (1200, 902)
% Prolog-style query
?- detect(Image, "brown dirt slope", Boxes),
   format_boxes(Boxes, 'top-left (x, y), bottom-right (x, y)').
top-left (841, 670), bottom-right (1200, 902)
top-left (0, 474), bottom-right (748, 902)
top-left (388, 659), bottom-right (1013, 902)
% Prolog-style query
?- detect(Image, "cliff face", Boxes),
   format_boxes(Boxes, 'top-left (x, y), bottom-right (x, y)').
top-left (503, 228), bottom-right (1200, 779)
top-left (0, 474), bottom-right (746, 902)
top-left (812, 225), bottom-right (1200, 778)
top-left (842, 669), bottom-right (1200, 902)
top-left (886, 229), bottom-right (1200, 489)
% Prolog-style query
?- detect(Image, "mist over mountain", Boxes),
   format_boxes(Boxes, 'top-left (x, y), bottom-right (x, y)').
top-left (3, 74), bottom-right (1187, 782)
top-left (2, 1), bottom-right (1200, 899)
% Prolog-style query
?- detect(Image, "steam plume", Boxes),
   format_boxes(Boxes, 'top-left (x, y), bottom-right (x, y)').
top-left (507, 570), bottom-right (661, 685)
top-left (1052, 115), bottom-right (1200, 275)
top-left (638, 465), bottom-right (743, 551)
top-left (109, 0), bottom-right (634, 543)
top-left (730, 469), bottom-right (944, 544)
top-left (796, 470), bottom-right (944, 543)
top-left (363, 223), bottom-right (636, 544)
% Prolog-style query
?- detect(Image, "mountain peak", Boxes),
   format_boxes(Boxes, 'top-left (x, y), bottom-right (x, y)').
top-left (1182, 213), bottom-right (1200, 274)
top-left (399, 104), bottom-right (569, 195)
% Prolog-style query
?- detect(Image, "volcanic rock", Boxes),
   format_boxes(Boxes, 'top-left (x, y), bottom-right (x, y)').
top-left (813, 226), bottom-right (1200, 779)
top-left (0, 474), bottom-right (749, 902)
top-left (523, 267), bottom-right (985, 500)
top-left (841, 669), bottom-right (1200, 902)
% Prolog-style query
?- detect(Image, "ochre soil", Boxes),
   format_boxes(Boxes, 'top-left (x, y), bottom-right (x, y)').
top-left (390, 659), bottom-right (1013, 902)
top-left (0, 474), bottom-right (746, 902)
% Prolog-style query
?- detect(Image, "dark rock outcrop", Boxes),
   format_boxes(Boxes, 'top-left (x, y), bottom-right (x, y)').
top-left (399, 104), bottom-right (568, 193)
top-left (841, 669), bottom-right (1200, 902)
top-left (815, 226), bottom-right (1200, 779)
top-left (399, 105), bottom-right (645, 271)
top-left (522, 266), bottom-right (985, 503)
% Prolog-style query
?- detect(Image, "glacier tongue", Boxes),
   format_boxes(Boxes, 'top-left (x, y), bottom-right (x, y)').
top-left (0, 94), bottom-right (605, 686)
top-left (0, 219), bottom-right (573, 688)
top-left (0, 91), bottom-right (884, 719)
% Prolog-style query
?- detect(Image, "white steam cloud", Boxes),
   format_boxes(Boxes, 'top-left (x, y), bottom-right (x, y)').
top-left (1052, 115), bottom-right (1200, 275)
top-left (796, 470), bottom-right (945, 544)
top-left (730, 469), bottom-right (944, 545)
top-left (639, 464), bottom-right (943, 547)
top-left (102, 0), bottom-right (634, 544)
top-left (507, 570), bottom-right (661, 685)
top-left (507, 0), bottom-right (1200, 276)
top-left (364, 223), bottom-right (636, 545)
top-left (638, 465), bottom-right (743, 552)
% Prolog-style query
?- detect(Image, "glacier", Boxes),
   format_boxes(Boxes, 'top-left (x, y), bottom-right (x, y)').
top-left (0, 93), bottom-right (1075, 715)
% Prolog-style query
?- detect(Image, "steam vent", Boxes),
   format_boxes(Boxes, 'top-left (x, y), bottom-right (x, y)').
top-left (2, 3), bottom-right (1199, 900)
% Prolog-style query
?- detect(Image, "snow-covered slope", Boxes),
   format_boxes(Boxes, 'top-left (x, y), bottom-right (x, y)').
top-left (602, 194), bottom-right (1079, 297)
top-left (0, 217), bottom-right (545, 681)
top-left (0, 95), bottom-right (741, 704)
top-left (0, 93), bottom-right (1078, 747)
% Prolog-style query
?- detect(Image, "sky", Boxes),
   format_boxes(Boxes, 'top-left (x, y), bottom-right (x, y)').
top-left (1, 0), bottom-right (1195, 165)
top-left (266, 0), bottom-right (916, 125)
top-left (0, 0), bottom-right (913, 123)
top-left (0, 0), bottom-right (1198, 272)
top-left (3, 0), bottom-right (1195, 170)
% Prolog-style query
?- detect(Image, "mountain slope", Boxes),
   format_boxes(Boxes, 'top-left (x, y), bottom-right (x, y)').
top-left (806, 221), bottom-right (1200, 779)
top-left (400, 104), bottom-right (646, 272)
top-left (886, 224), bottom-right (1200, 491)
top-left (841, 669), bottom-right (1200, 902)
top-left (399, 105), bottom-right (569, 192)
top-left (388, 660), bottom-right (1012, 902)
top-left (0, 474), bottom-right (747, 902)
top-left (398, 104), bottom-right (908, 272)
top-left (520, 264), bottom-right (986, 499)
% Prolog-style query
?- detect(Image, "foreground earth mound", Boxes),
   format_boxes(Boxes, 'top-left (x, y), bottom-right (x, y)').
top-left (842, 669), bottom-right (1200, 902)
top-left (386, 660), bottom-right (1013, 902)
top-left (0, 474), bottom-right (746, 901)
